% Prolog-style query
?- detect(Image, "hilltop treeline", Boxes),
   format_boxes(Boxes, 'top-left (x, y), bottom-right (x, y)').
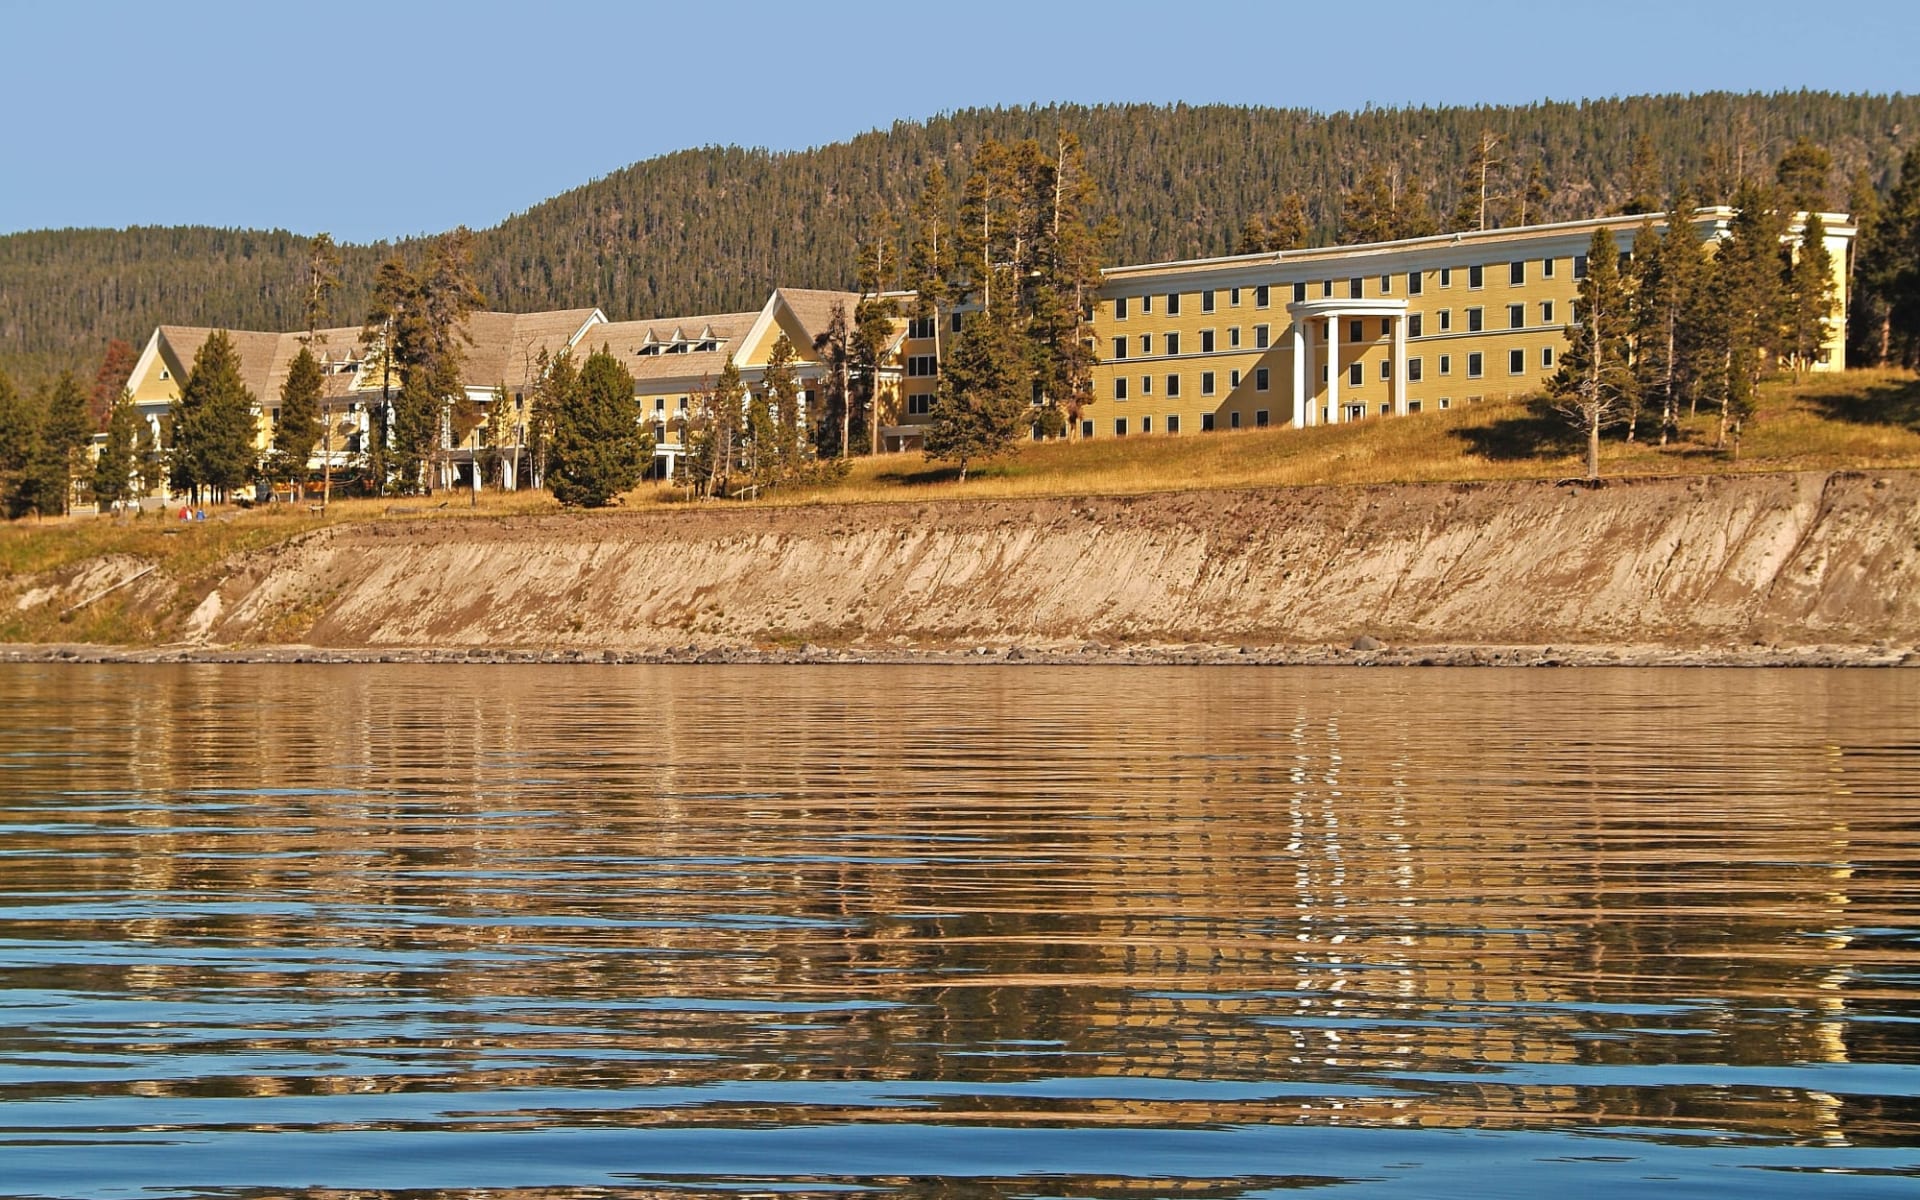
top-left (4, 93), bottom-right (1917, 384)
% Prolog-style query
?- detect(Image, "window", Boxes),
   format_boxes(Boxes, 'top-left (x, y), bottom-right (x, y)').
top-left (907, 354), bottom-right (939, 376)
top-left (677, 396), bottom-right (689, 410)
top-left (159, 368), bottom-right (170, 380)
top-left (1254, 285), bottom-right (1270, 308)
top-left (1114, 377), bottom-right (1127, 401)
top-left (1542, 346), bottom-right (1555, 369)
top-left (1348, 319), bottom-right (1363, 342)
top-left (655, 397), bottom-right (665, 411)
top-left (1254, 324), bottom-right (1270, 349)
top-left (1540, 301), bottom-right (1554, 324)
top-left (1202, 412), bottom-right (1216, 431)
top-left (1200, 329), bottom-right (1215, 353)
top-left (1201, 370), bottom-right (1216, 396)
top-left (1409, 313), bottom-right (1424, 338)
top-left (1141, 375), bottom-right (1153, 396)
top-left (1508, 303), bottom-right (1525, 329)
top-left (1229, 327), bottom-right (1241, 348)
top-left (1115, 418), bottom-right (1127, 436)
top-left (1292, 282), bottom-right (1307, 303)
top-left (1348, 277), bottom-right (1363, 299)
top-left (1166, 374), bottom-right (1181, 397)
top-left (1468, 264), bottom-right (1484, 289)
top-left (1114, 297), bottom-right (1128, 320)
top-left (1380, 318), bottom-right (1392, 338)
top-left (1230, 369), bottom-right (1242, 388)
top-left (1439, 397), bottom-right (1451, 410)
top-left (1201, 290), bottom-right (1215, 313)
top-left (1166, 292), bottom-right (1181, 316)
top-left (1322, 279), bottom-right (1334, 297)
top-left (1139, 334), bottom-right (1151, 355)
top-left (1509, 261), bottom-right (1525, 286)
top-left (1142, 415), bottom-right (1153, 433)
top-left (1230, 287), bottom-right (1241, 306)
top-left (1380, 359), bottom-right (1391, 380)
top-left (1380, 274), bottom-right (1392, 294)
top-left (907, 393), bottom-right (933, 415)
top-left (1543, 257), bottom-right (1556, 279)
top-left (1409, 271), bottom-right (1424, 296)
top-left (1439, 354), bottom-right (1452, 375)
top-left (1082, 419), bottom-right (1094, 438)
top-left (1438, 309), bottom-right (1452, 332)
top-left (1467, 352), bottom-right (1484, 378)
top-left (1255, 367), bottom-right (1270, 391)
top-left (1408, 400), bottom-right (1422, 412)
top-left (1573, 254), bottom-right (1589, 280)
top-left (1348, 362), bottom-right (1362, 386)
top-left (1165, 332), bottom-right (1180, 356)
top-left (1112, 337), bottom-right (1128, 360)
top-left (1467, 307), bottom-right (1484, 333)
top-left (1255, 409), bottom-right (1270, 427)
top-left (907, 316), bottom-right (935, 339)
top-left (1142, 295), bottom-right (1153, 314)
top-left (1231, 411), bottom-right (1242, 429)
top-left (1167, 414), bottom-right (1180, 433)
top-left (951, 311), bottom-right (964, 333)
top-left (1409, 357), bottom-right (1423, 382)
top-left (1439, 267), bottom-right (1452, 288)
top-left (1509, 348), bottom-right (1525, 374)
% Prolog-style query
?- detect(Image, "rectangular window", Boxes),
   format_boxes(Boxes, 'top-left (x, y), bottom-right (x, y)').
top-left (1348, 362), bottom-right (1362, 386)
top-left (1141, 375), bottom-right (1152, 396)
top-left (1409, 357), bottom-right (1423, 382)
top-left (1201, 329), bottom-right (1215, 353)
top-left (1543, 257), bottom-right (1556, 278)
top-left (1439, 354), bottom-right (1452, 375)
top-left (1255, 409), bottom-right (1270, 427)
top-left (1348, 319), bottom-right (1363, 342)
top-left (1408, 400), bottom-right (1422, 413)
top-left (1508, 303), bottom-right (1525, 329)
top-left (907, 316), bottom-right (936, 339)
top-left (1142, 295), bottom-right (1153, 314)
top-left (1228, 327), bottom-right (1241, 348)
top-left (1348, 277), bottom-right (1363, 299)
top-left (1142, 415), bottom-right (1152, 434)
top-left (1439, 266), bottom-right (1452, 288)
top-left (907, 393), bottom-right (933, 415)
top-left (1255, 367), bottom-right (1270, 391)
top-left (1322, 279), bottom-right (1334, 297)
top-left (1509, 260), bottom-right (1525, 286)
top-left (1231, 410), bottom-right (1242, 429)
top-left (654, 398), bottom-right (665, 411)
top-left (951, 311), bottom-right (964, 333)
top-left (1380, 318), bottom-right (1391, 338)
top-left (1292, 282), bottom-right (1307, 303)
top-left (1201, 370), bottom-right (1216, 396)
top-left (1115, 418), bottom-right (1127, 436)
top-left (1165, 332), bottom-right (1180, 356)
top-left (1380, 358), bottom-right (1391, 380)
top-left (1202, 412), bottom-right (1216, 431)
top-left (1167, 414), bottom-right (1181, 433)
top-left (1082, 419), bottom-right (1094, 438)
top-left (1438, 309), bottom-right (1452, 332)
top-left (1112, 337), bottom-right (1127, 360)
top-left (1467, 352), bottom-right (1484, 378)
top-left (1230, 369), bottom-right (1242, 388)
top-left (1201, 290), bottom-right (1215, 313)
top-left (1439, 397), bottom-right (1451, 410)
top-left (1409, 271), bottom-right (1424, 296)
top-left (1114, 377), bottom-right (1127, 400)
top-left (1380, 273), bottom-right (1392, 294)
top-left (1540, 300), bottom-right (1554, 324)
top-left (1573, 254), bottom-right (1589, 279)
top-left (1230, 287), bottom-right (1241, 306)
top-left (1166, 374), bottom-right (1181, 397)
top-left (1254, 285), bottom-right (1271, 308)
top-left (1114, 297), bottom-right (1128, 320)
top-left (1409, 313), bottom-right (1424, 338)
top-left (907, 354), bottom-right (939, 376)
top-left (1509, 348), bottom-right (1525, 374)
top-left (1254, 324), bottom-right (1270, 349)
top-left (1166, 292), bottom-right (1181, 316)
top-left (1467, 307), bottom-right (1484, 333)
top-left (1139, 334), bottom-right (1151, 355)
top-left (1542, 346), bottom-right (1555, 369)
top-left (1468, 264), bottom-right (1484, 289)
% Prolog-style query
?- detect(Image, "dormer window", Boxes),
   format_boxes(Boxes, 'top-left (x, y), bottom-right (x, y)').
top-left (695, 339), bottom-right (718, 352)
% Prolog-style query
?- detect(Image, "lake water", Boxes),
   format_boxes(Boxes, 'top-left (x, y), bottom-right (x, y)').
top-left (1, 663), bottom-right (1917, 1198)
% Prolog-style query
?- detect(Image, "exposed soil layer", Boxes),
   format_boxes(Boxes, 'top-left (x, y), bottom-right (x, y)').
top-left (8, 471), bottom-right (1920, 664)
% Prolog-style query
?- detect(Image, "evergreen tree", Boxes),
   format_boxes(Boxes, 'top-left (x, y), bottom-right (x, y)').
top-left (525, 348), bottom-right (572, 491)
top-left (813, 302), bottom-right (853, 459)
top-left (1785, 213), bottom-right (1836, 371)
top-left (551, 345), bottom-right (649, 508)
top-left (88, 339), bottom-right (138, 431)
top-left (1859, 144), bottom-right (1920, 368)
top-left (1631, 192), bottom-right (1710, 443)
top-left (32, 370), bottom-right (92, 515)
top-left (850, 296), bottom-right (896, 455)
top-left (904, 164), bottom-right (955, 357)
top-left (762, 332), bottom-right (804, 483)
top-left (1449, 130), bottom-right (1503, 232)
top-left (684, 357), bottom-right (744, 498)
top-left (1030, 130), bottom-right (1108, 431)
top-left (1549, 227), bottom-right (1634, 480)
top-left (271, 345), bottom-right (323, 490)
top-left (361, 229), bottom-right (486, 493)
top-left (483, 383), bottom-right (515, 488)
top-left (94, 388), bottom-right (139, 509)
top-left (1775, 138), bottom-right (1834, 214)
top-left (1507, 157), bottom-right (1552, 227)
top-left (170, 330), bottom-right (258, 503)
top-left (1240, 192), bottom-right (1313, 252)
top-left (0, 367), bottom-right (38, 517)
top-left (1710, 182), bottom-right (1792, 455)
top-left (1341, 163), bottom-right (1397, 244)
top-left (1844, 168), bottom-right (1885, 366)
top-left (924, 307), bottom-right (1030, 482)
top-left (1620, 134), bottom-right (1663, 215)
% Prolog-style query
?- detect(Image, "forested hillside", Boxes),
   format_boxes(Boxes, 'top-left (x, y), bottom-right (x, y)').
top-left (4, 92), bottom-right (1915, 384)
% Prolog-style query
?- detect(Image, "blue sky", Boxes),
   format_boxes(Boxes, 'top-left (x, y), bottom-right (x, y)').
top-left (2, 0), bottom-right (1914, 243)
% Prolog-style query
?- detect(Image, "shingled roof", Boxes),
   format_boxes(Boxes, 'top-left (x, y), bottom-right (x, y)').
top-left (153, 325), bottom-right (370, 404)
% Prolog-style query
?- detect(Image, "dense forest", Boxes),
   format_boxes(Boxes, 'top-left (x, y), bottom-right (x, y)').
top-left (3, 92), bottom-right (1916, 386)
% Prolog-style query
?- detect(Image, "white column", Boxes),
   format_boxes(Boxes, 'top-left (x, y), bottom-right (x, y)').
top-left (1325, 315), bottom-right (1341, 424)
top-left (1392, 313), bottom-right (1408, 417)
top-left (1290, 320), bottom-right (1307, 428)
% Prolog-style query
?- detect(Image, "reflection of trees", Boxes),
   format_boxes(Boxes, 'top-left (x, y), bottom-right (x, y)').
top-left (0, 663), bottom-right (1913, 1147)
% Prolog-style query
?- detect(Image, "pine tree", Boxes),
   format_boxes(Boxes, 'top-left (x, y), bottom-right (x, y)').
top-left (684, 358), bottom-right (744, 499)
top-left (32, 370), bottom-right (92, 515)
top-left (1550, 227), bottom-right (1634, 480)
top-left (1449, 131), bottom-right (1503, 232)
top-left (1241, 192), bottom-right (1313, 252)
top-left (1775, 138), bottom-right (1834, 214)
top-left (1785, 213), bottom-right (1836, 371)
top-left (850, 296), bottom-right (896, 455)
top-left (1031, 130), bottom-right (1108, 431)
top-left (360, 229), bottom-right (486, 493)
top-left (924, 306), bottom-right (1030, 482)
top-left (526, 348), bottom-right (573, 492)
top-left (1844, 168), bottom-right (1884, 365)
top-left (483, 383), bottom-right (515, 488)
top-left (1341, 163), bottom-right (1397, 244)
top-left (551, 345), bottom-right (649, 508)
top-left (1859, 144), bottom-right (1920, 368)
top-left (762, 332), bottom-right (804, 483)
top-left (1632, 192), bottom-right (1710, 443)
top-left (1710, 182), bottom-right (1792, 455)
top-left (169, 330), bottom-right (258, 503)
top-left (1620, 134), bottom-right (1662, 215)
top-left (0, 368), bottom-right (38, 517)
top-left (272, 345), bottom-right (323, 490)
top-left (94, 388), bottom-right (139, 509)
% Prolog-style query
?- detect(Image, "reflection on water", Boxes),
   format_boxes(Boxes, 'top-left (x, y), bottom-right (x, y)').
top-left (1, 663), bottom-right (1917, 1197)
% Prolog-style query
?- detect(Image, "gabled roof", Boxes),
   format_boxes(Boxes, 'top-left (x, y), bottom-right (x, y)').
top-left (146, 324), bottom-right (370, 406)
top-left (590, 309), bottom-right (761, 385)
top-left (458, 307), bottom-right (605, 390)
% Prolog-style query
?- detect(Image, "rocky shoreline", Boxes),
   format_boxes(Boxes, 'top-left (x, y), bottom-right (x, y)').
top-left (5, 638), bottom-right (1915, 669)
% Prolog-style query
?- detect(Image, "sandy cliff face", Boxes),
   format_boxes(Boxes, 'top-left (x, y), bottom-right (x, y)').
top-left (190, 471), bottom-right (1919, 652)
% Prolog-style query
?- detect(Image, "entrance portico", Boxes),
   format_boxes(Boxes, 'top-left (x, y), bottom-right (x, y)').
top-left (1285, 297), bottom-right (1410, 427)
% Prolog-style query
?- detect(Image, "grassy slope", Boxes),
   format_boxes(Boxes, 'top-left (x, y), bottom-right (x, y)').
top-left (3, 371), bottom-right (1917, 646)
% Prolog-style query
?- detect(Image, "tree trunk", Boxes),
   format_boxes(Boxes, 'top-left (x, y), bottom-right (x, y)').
top-left (1587, 413), bottom-right (1601, 481)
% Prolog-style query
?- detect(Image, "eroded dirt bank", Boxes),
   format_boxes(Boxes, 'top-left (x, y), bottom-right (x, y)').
top-left (28, 470), bottom-right (1903, 663)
